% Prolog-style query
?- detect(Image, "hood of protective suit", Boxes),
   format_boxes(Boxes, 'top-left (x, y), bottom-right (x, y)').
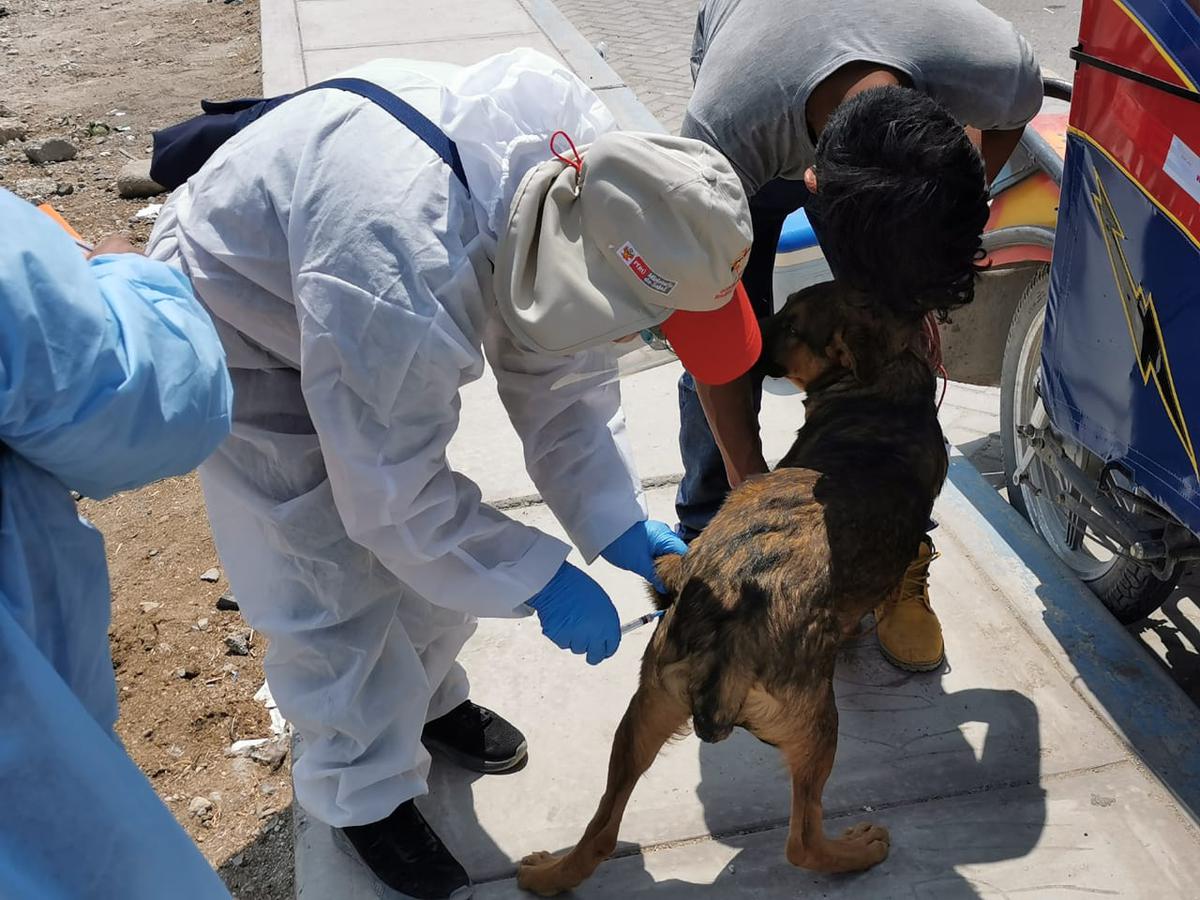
top-left (435, 51), bottom-right (617, 245)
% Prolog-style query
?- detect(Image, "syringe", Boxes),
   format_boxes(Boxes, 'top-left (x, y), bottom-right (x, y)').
top-left (620, 609), bottom-right (665, 635)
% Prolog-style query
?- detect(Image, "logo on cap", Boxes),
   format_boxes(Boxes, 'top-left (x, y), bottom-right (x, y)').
top-left (731, 245), bottom-right (750, 277)
top-left (617, 241), bottom-right (676, 295)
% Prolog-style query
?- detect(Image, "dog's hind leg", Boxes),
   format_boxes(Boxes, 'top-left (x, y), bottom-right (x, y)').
top-left (517, 680), bottom-right (689, 896)
top-left (782, 688), bottom-right (890, 874)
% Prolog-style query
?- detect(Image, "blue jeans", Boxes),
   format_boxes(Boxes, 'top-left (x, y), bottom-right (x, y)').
top-left (675, 177), bottom-right (811, 540)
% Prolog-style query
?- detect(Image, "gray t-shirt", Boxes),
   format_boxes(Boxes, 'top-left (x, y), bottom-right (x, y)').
top-left (683, 0), bottom-right (1043, 196)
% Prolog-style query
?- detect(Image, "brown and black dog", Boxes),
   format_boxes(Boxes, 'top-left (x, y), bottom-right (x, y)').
top-left (518, 280), bottom-right (949, 895)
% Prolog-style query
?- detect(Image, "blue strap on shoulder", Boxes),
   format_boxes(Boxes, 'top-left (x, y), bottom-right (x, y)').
top-left (306, 77), bottom-right (470, 195)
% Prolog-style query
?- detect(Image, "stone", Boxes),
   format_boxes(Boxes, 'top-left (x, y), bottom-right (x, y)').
top-left (0, 123), bottom-right (26, 144)
top-left (116, 158), bottom-right (165, 199)
top-left (139, 601), bottom-right (161, 613)
top-left (0, 102), bottom-right (13, 117)
top-left (24, 138), bottom-right (77, 164)
top-left (54, 182), bottom-right (73, 196)
top-left (225, 738), bottom-right (269, 758)
top-left (225, 632), bottom-right (251, 656)
top-left (176, 667), bottom-right (199, 680)
top-left (199, 567), bottom-right (221, 583)
top-left (215, 593), bottom-right (240, 612)
top-left (188, 796), bottom-right (214, 822)
top-left (251, 738), bottom-right (289, 772)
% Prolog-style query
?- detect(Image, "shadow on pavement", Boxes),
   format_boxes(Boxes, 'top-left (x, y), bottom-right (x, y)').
top-left (427, 754), bottom-right (525, 884)
top-left (1131, 588), bottom-right (1200, 706)
top-left (955, 432), bottom-right (1006, 492)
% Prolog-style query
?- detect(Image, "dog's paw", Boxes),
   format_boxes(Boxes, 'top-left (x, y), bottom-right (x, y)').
top-left (520, 850), bottom-right (559, 869)
top-left (841, 821), bottom-right (890, 866)
top-left (517, 851), bottom-right (568, 896)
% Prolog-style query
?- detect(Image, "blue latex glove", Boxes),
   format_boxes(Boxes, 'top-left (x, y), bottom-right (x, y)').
top-left (527, 561), bottom-right (621, 665)
top-left (600, 520), bottom-right (689, 592)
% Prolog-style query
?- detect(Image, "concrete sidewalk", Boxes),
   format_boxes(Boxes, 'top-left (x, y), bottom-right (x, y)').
top-left (257, 0), bottom-right (1200, 896)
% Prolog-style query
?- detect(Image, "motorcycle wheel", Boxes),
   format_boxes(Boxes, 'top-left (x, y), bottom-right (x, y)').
top-left (1000, 267), bottom-right (1175, 624)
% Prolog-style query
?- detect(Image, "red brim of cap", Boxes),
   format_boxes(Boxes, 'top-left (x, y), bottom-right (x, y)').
top-left (660, 282), bottom-right (761, 386)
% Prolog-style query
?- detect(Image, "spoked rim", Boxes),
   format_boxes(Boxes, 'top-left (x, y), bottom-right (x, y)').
top-left (1010, 307), bottom-right (1119, 582)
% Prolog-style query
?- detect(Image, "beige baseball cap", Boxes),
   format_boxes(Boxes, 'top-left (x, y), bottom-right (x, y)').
top-left (493, 131), bottom-right (760, 384)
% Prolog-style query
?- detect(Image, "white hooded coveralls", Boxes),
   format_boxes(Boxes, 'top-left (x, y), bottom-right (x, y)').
top-left (147, 51), bottom-right (648, 827)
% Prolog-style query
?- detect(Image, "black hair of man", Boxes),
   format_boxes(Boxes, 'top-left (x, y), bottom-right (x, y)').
top-left (804, 86), bottom-right (990, 319)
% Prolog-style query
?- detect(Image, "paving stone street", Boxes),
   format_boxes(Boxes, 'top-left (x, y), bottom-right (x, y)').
top-left (555, 0), bottom-right (697, 132)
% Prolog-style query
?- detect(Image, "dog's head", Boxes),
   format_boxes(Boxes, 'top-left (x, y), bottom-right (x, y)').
top-left (756, 281), bottom-right (922, 392)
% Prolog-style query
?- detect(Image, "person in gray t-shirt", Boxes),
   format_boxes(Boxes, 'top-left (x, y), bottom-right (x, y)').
top-left (675, 0), bottom-right (1043, 672)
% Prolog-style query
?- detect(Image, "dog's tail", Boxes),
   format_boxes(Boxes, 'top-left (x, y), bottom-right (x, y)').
top-left (648, 553), bottom-right (686, 611)
top-left (691, 656), bottom-right (751, 744)
top-left (655, 569), bottom-right (751, 744)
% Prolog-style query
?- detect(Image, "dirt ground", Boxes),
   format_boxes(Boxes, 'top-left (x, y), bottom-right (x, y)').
top-left (2, 1), bottom-right (294, 896)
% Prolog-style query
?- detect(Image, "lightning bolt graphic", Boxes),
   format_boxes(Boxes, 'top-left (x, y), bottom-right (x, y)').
top-left (1091, 166), bottom-right (1198, 478)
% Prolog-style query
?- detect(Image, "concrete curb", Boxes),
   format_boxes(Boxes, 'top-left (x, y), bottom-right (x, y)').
top-left (942, 450), bottom-right (1200, 819)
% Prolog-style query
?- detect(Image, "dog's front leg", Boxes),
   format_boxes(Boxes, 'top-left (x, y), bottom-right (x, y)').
top-left (517, 682), bottom-right (688, 896)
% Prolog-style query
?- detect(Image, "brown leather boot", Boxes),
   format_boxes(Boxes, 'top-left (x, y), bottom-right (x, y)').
top-left (875, 539), bottom-right (944, 672)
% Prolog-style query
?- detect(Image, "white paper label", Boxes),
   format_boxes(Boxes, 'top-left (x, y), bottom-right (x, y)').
top-left (616, 241), bottom-right (676, 295)
top-left (1164, 134), bottom-right (1200, 206)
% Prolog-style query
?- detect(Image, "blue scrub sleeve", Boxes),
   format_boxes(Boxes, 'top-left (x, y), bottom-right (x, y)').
top-left (0, 598), bottom-right (231, 899)
top-left (0, 188), bottom-right (232, 498)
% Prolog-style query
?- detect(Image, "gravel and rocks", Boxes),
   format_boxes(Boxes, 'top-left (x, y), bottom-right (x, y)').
top-left (11, 177), bottom-right (71, 203)
top-left (0, 123), bottom-right (26, 144)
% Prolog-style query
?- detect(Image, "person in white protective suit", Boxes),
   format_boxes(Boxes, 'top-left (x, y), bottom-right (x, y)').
top-left (146, 49), bottom-right (758, 899)
top-left (0, 188), bottom-right (233, 898)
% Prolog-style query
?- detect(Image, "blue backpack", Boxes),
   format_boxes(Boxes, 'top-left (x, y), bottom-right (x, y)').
top-left (150, 77), bottom-right (469, 194)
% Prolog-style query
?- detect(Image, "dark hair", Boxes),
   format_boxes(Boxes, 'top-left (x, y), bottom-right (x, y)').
top-left (804, 86), bottom-right (990, 318)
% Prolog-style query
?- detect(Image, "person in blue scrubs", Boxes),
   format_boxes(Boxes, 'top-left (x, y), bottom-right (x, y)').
top-left (0, 188), bottom-right (234, 898)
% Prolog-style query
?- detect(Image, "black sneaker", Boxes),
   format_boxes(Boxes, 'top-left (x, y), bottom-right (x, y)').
top-left (423, 701), bottom-right (528, 774)
top-left (334, 801), bottom-right (472, 900)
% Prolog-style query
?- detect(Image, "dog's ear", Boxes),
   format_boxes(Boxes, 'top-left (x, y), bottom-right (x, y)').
top-left (828, 321), bottom-right (884, 384)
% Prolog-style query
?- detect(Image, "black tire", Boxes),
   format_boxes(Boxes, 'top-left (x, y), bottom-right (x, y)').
top-left (1000, 267), bottom-right (1175, 623)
